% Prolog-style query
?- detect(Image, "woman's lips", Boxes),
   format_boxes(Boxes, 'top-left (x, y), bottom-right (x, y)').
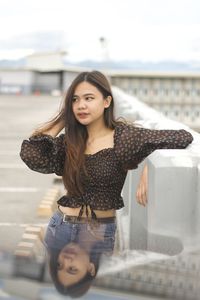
top-left (77, 113), bottom-right (89, 119)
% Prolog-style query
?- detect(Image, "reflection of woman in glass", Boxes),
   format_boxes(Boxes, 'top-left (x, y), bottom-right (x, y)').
top-left (43, 209), bottom-right (116, 296)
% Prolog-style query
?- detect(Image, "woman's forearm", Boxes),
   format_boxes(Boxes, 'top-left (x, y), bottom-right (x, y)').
top-left (142, 164), bottom-right (148, 177)
top-left (136, 164), bottom-right (148, 206)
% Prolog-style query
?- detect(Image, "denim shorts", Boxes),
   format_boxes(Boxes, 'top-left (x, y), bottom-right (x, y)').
top-left (44, 209), bottom-right (117, 255)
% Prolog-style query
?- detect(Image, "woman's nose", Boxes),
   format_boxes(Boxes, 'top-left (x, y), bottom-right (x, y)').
top-left (63, 253), bottom-right (75, 261)
top-left (63, 256), bottom-right (76, 268)
top-left (77, 99), bottom-right (87, 109)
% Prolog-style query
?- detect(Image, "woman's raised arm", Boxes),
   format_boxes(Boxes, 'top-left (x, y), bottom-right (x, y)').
top-left (114, 124), bottom-right (193, 170)
top-left (19, 119), bottom-right (66, 175)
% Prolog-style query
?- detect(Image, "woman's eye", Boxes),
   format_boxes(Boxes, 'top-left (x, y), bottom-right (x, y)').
top-left (86, 97), bottom-right (94, 101)
top-left (72, 98), bottom-right (78, 102)
top-left (57, 262), bottom-right (62, 270)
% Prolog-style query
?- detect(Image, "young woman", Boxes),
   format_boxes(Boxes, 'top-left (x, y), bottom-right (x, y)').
top-left (20, 70), bottom-right (193, 294)
top-left (19, 70), bottom-right (193, 221)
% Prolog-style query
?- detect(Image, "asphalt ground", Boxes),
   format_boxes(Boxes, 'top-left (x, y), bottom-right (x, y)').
top-left (0, 94), bottom-right (63, 253)
top-left (0, 94), bottom-right (64, 299)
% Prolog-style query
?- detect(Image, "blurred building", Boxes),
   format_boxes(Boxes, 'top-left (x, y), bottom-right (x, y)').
top-left (0, 51), bottom-right (200, 131)
top-left (110, 70), bottom-right (200, 132)
top-left (0, 51), bottom-right (88, 94)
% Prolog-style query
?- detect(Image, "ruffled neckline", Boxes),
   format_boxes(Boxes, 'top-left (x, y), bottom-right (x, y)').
top-left (84, 147), bottom-right (114, 158)
top-left (29, 123), bottom-right (125, 158)
top-left (84, 124), bottom-right (121, 158)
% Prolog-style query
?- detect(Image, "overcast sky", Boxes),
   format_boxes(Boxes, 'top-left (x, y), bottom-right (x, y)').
top-left (0, 0), bottom-right (200, 62)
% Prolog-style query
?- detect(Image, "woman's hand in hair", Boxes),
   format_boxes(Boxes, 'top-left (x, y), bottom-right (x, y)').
top-left (136, 164), bottom-right (148, 207)
top-left (42, 118), bottom-right (65, 137)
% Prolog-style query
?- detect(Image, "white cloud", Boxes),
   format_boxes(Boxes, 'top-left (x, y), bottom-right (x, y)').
top-left (0, 0), bottom-right (200, 61)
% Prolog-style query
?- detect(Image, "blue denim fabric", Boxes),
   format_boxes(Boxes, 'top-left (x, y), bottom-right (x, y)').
top-left (44, 210), bottom-right (117, 255)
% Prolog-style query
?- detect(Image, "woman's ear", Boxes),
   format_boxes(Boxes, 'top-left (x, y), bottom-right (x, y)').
top-left (104, 96), bottom-right (112, 108)
top-left (88, 263), bottom-right (95, 277)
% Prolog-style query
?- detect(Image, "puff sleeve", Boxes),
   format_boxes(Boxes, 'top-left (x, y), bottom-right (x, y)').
top-left (19, 133), bottom-right (65, 175)
top-left (114, 124), bottom-right (194, 170)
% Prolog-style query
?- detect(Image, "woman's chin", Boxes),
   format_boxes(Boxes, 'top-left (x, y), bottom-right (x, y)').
top-left (77, 119), bottom-right (91, 126)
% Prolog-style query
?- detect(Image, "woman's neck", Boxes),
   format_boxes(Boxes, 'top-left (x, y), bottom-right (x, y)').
top-left (86, 119), bottom-right (110, 142)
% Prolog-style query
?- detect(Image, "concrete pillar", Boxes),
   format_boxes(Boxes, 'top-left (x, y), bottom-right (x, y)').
top-left (147, 150), bottom-right (200, 254)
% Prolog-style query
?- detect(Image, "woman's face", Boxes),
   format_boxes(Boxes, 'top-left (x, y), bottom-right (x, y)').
top-left (72, 81), bottom-right (111, 126)
top-left (57, 242), bottom-right (95, 287)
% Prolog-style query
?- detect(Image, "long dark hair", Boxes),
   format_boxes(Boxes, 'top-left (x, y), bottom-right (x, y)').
top-left (30, 70), bottom-right (126, 196)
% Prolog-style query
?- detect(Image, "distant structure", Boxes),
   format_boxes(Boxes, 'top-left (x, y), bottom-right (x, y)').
top-left (26, 51), bottom-right (67, 71)
top-left (0, 51), bottom-right (89, 94)
top-left (0, 51), bottom-right (200, 131)
top-left (99, 36), bottom-right (110, 70)
top-left (110, 70), bottom-right (200, 132)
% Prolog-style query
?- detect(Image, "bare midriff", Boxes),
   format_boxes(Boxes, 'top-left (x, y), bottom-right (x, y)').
top-left (58, 205), bottom-right (116, 218)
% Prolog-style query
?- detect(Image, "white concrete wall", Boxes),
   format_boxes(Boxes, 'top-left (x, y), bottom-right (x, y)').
top-left (0, 70), bottom-right (34, 93)
top-left (112, 86), bottom-right (200, 256)
top-left (0, 70), bottom-right (34, 85)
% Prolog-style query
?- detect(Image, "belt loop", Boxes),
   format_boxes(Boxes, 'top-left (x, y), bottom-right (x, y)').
top-left (62, 213), bottom-right (67, 223)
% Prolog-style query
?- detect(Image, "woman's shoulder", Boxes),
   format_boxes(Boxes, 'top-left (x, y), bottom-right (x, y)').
top-left (115, 120), bottom-right (142, 138)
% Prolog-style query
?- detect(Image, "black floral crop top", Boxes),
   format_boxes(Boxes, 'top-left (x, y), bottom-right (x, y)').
top-left (19, 122), bottom-right (193, 220)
